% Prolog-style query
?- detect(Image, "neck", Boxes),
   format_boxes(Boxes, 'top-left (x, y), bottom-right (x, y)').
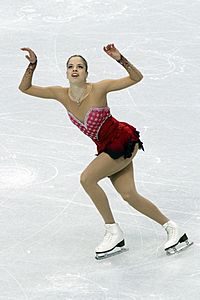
top-left (68, 82), bottom-right (89, 104)
top-left (69, 82), bottom-right (87, 92)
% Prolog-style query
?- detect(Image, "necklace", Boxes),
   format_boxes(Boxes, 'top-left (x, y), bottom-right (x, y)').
top-left (69, 87), bottom-right (86, 105)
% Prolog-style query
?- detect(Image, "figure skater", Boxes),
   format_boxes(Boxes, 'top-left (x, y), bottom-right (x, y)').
top-left (19, 44), bottom-right (193, 259)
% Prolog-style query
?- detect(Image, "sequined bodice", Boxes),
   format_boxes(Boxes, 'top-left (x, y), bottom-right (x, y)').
top-left (67, 106), bottom-right (111, 141)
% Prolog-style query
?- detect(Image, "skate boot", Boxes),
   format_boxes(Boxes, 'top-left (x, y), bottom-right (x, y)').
top-left (95, 223), bottom-right (128, 260)
top-left (163, 220), bottom-right (193, 255)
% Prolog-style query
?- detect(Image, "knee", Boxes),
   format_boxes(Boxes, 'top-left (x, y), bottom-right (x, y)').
top-left (120, 189), bottom-right (138, 204)
top-left (80, 171), bottom-right (94, 188)
top-left (80, 171), bottom-right (88, 187)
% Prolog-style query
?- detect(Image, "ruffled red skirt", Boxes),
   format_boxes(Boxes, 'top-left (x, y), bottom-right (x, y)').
top-left (94, 116), bottom-right (144, 159)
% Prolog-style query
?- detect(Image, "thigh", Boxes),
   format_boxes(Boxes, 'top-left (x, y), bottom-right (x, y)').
top-left (109, 161), bottom-right (137, 196)
top-left (82, 143), bottom-right (139, 182)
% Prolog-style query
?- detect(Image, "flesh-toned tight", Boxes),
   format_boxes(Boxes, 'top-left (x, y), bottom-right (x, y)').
top-left (80, 144), bottom-right (169, 225)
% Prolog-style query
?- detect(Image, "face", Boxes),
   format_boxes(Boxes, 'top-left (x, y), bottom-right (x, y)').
top-left (66, 57), bottom-right (88, 83)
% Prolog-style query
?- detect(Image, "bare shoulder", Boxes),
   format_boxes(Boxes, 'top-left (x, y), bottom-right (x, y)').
top-left (55, 86), bottom-right (68, 98)
top-left (93, 80), bottom-right (107, 90)
top-left (88, 82), bottom-right (107, 105)
top-left (54, 86), bottom-right (69, 106)
top-left (91, 81), bottom-right (108, 96)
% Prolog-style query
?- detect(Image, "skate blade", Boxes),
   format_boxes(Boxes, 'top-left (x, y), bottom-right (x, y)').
top-left (166, 240), bottom-right (194, 256)
top-left (95, 247), bottom-right (129, 260)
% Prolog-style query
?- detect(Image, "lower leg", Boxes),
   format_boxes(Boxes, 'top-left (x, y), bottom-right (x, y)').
top-left (127, 193), bottom-right (169, 225)
top-left (81, 182), bottom-right (115, 224)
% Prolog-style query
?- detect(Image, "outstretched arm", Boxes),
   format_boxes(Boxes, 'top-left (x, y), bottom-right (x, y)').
top-left (18, 47), bottom-right (38, 91)
top-left (104, 43), bottom-right (143, 82)
top-left (19, 47), bottom-right (62, 100)
top-left (97, 43), bottom-right (143, 93)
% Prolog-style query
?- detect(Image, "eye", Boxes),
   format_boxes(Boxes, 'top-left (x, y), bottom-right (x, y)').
top-left (78, 65), bottom-right (84, 69)
top-left (68, 65), bottom-right (73, 69)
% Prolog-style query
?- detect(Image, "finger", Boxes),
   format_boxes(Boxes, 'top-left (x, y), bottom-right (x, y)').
top-left (21, 48), bottom-right (31, 52)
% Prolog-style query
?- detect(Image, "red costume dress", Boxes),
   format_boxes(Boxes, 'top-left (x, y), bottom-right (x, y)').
top-left (67, 106), bottom-right (144, 159)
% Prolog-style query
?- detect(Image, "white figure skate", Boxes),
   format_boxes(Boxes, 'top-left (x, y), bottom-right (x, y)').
top-left (95, 223), bottom-right (128, 260)
top-left (163, 220), bottom-right (193, 255)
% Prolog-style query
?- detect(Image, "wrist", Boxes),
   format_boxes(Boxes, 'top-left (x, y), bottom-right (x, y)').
top-left (28, 59), bottom-right (37, 70)
top-left (115, 54), bottom-right (142, 79)
top-left (116, 54), bottom-right (130, 68)
top-left (30, 58), bottom-right (37, 65)
top-left (116, 54), bottom-right (122, 62)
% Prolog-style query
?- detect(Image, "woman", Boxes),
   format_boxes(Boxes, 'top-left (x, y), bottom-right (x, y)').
top-left (19, 44), bottom-right (192, 259)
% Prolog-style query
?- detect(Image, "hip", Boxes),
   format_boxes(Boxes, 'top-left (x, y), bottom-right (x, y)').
top-left (97, 116), bottom-right (138, 145)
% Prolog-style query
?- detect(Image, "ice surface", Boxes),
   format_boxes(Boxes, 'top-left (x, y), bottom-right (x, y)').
top-left (0, 0), bottom-right (199, 299)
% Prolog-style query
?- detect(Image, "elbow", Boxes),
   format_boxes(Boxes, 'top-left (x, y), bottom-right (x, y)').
top-left (130, 74), bottom-right (143, 84)
top-left (18, 85), bottom-right (29, 93)
top-left (135, 75), bottom-right (143, 84)
top-left (137, 74), bottom-right (143, 82)
top-left (18, 85), bottom-right (24, 92)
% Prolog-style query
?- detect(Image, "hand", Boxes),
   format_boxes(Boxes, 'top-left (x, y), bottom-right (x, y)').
top-left (20, 47), bottom-right (37, 63)
top-left (103, 43), bottom-right (121, 60)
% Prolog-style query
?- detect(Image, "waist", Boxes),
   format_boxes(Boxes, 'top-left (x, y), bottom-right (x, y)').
top-left (97, 116), bottom-right (120, 142)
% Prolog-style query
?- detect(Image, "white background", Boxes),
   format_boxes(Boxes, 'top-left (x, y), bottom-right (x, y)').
top-left (0, 0), bottom-right (199, 299)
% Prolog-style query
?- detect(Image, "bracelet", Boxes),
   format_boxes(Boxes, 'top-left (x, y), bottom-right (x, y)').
top-left (30, 59), bottom-right (37, 65)
top-left (116, 54), bottom-right (133, 71)
top-left (28, 59), bottom-right (37, 70)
